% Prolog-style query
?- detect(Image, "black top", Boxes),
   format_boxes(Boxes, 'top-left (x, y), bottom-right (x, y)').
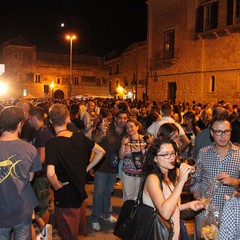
top-left (46, 132), bottom-right (94, 208)
top-left (196, 119), bottom-right (208, 131)
top-left (231, 119), bottom-right (240, 144)
top-left (20, 119), bottom-right (36, 142)
top-left (31, 126), bottom-right (54, 176)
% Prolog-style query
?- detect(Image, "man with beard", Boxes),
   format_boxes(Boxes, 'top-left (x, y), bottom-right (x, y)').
top-left (91, 110), bottom-right (128, 231)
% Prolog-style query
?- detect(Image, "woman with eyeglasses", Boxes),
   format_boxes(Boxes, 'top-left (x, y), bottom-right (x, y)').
top-left (142, 138), bottom-right (203, 240)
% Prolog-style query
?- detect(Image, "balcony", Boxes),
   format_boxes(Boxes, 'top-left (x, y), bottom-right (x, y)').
top-left (150, 51), bottom-right (179, 69)
top-left (195, 23), bottom-right (240, 40)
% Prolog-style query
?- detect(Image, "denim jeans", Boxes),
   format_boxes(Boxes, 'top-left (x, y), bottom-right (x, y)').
top-left (91, 171), bottom-right (117, 223)
top-left (0, 217), bottom-right (32, 240)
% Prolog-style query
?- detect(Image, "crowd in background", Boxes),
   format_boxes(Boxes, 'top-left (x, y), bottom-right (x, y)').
top-left (0, 97), bottom-right (240, 240)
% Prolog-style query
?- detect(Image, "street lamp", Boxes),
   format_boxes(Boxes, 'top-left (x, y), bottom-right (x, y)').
top-left (50, 81), bottom-right (55, 99)
top-left (66, 34), bottom-right (76, 99)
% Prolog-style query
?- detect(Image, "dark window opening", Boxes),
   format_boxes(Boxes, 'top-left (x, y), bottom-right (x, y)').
top-left (196, 2), bottom-right (218, 32)
top-left (74, 77), bottom-right (79, 85)
top-left (163, 30), bottom-right (175, 60)
top-left (35, 74), bottom-right (41, 83)
top-left (116, 64), bottom-right (119, 74)
top-left (211, 76), bottom-right (215, 92)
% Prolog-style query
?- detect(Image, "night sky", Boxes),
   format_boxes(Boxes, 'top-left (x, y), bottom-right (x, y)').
top-left (0, 0), bottom-right (147, 56)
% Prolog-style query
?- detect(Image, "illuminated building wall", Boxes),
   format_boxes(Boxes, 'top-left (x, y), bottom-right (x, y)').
top-left (147, 0), bottom-right (240, 104)
top-left (1, 36), bottom-right (109, 99)
top-left (104, 41), bottom-right (147, 100)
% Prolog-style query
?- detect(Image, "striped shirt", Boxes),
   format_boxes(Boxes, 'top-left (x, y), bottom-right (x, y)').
top-left (190, 143), bottom-right (240, 220)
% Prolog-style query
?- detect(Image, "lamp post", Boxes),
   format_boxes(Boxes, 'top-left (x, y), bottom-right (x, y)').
top-left (66, 34), bottom-right (76, 99)
top-left (50, 81), bottom-right (55, 99)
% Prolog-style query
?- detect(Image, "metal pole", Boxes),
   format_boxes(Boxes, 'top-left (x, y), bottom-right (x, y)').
top-left (69, 38), bottom-right (73, 99)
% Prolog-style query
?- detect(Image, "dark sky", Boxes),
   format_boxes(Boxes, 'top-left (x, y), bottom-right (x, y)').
top-left (0, 0), bottom-right (147, 55)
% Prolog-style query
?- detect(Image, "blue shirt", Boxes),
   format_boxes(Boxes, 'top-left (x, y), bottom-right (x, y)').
top-left (0, 139), bottom-right (41, 227)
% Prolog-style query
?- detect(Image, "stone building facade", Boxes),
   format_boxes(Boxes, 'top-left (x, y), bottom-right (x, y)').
top-left (147, 0), bottom-right (240, 104)
top-left (0, 36), bottom-right (109, 99)
top-left (104, 41), bottom-right (147, 100)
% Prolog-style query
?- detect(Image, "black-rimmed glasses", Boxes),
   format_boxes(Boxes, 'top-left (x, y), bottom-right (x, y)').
top-left (211, 129), bottom-right (231, 136)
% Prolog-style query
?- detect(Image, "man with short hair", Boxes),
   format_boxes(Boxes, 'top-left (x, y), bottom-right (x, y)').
top-left (193, 106), bottom-right (229, 159)
top-left (0, 106), bottom-right (41, 240)
top-left (81, 100), bottom-right (95, 139)
top-left (16, 100), bottom-right (36, 142)
top-left (91, 110), bottom-right (128, 231)
top-left (147, 103), bottom-right (189, 152)
top-left (46, 103), bottom-right (105, 240)
top-left (29, 106), bottom-right (54, 227)
top-left (191, 115), bottom-right (240, 239)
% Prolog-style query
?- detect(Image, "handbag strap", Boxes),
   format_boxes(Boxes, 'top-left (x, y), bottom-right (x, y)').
top-left (136, 174), bottom-right (164, 204)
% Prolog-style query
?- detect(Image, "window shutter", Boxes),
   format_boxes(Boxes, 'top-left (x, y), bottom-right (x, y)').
top-left (227, 0), bottom-right (234, 26)
top-left (195, 6), bottom-right (204, 33)
top-left (211, 2), bottom-right (218, 29)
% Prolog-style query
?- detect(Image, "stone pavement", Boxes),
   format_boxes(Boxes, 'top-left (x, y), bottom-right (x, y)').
top-left (54, 182), bottom-right (195, 239)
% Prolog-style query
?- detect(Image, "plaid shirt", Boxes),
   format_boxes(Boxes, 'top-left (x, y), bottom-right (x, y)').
top-left (217, 196), bottom-right (240, 240)
top-left (190, 143), bottom-right (240, 220)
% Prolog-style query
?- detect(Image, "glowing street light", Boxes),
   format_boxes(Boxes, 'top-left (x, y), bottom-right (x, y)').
top-left (66, 34), bottom-right (77, 99)
top-left (50, 81), bottom-right (55, 99)
top-left (0, 82), bottom-right (8, 95)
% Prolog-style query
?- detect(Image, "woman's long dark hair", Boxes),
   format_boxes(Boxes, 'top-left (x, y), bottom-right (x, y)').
top-left (183, 111), bottom-right (198, 136)
top-left (143, 138), bottom-right (178, 185)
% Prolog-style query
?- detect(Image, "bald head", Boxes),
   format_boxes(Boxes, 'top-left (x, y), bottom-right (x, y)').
top-left (212, 107), bottom-right (228, 119)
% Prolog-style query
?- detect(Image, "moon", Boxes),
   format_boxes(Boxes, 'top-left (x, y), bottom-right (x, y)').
top-left (61, 23), bottom-right (65, 27)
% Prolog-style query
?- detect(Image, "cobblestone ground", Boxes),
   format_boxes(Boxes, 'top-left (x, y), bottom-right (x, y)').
top-left (53, 182), bottom-right (195, 240)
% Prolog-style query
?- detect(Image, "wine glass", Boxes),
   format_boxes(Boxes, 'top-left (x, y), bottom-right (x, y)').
top-left (175, 156), bottom-right (196, 176)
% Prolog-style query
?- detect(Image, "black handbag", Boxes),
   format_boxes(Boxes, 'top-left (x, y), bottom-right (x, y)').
top-left (113, 177), bottom-right (174, 240)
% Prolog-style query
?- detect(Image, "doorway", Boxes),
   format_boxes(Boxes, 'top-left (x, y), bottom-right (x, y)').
top-left (54, 89), bottom-right (64, 99)
top-left (168, 82), bottom-right (176, 104)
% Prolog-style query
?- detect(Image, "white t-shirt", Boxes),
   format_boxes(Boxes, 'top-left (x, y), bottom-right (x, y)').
top-left (147, 116), bottom-right (185, 138)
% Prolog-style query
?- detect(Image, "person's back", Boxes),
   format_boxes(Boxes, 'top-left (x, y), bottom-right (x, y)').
top-left (46, 103), bottom-right (105, 240)
top-left (0, 106), bottom-right (41, 240)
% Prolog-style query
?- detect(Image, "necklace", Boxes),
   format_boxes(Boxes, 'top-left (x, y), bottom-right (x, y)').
top-left (56, 129), bottom-right (68, 136)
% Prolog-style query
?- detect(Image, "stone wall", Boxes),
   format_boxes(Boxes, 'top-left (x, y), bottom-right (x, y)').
top-left (147, 0), bottom-right (240, 105)
top-left (1, 37), bottom-right (109, 99)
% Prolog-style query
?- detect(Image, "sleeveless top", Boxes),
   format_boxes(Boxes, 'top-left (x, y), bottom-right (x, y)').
top-left (143, 182), bottom-right (180, 240)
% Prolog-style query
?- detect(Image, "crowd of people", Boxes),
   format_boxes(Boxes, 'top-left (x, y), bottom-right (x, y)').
top-left (0, 97), bottom-right (240, 240)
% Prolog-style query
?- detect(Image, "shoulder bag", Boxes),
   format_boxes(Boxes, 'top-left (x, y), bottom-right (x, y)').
top-left (113, 176), bottom-right (174, 240)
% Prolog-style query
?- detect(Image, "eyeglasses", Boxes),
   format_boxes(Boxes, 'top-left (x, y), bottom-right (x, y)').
top-left (211, 129), bottom-right (232, 136)
top-left (156, 152), bottom-right (176, 159)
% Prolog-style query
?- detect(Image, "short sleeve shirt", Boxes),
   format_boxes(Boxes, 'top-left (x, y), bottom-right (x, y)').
top-left (0, 139), bottom-right (41, 227)
top-left (31, 126), bottom-right (54, 176)
top-left (46, 132), bottom-right (94, 208)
